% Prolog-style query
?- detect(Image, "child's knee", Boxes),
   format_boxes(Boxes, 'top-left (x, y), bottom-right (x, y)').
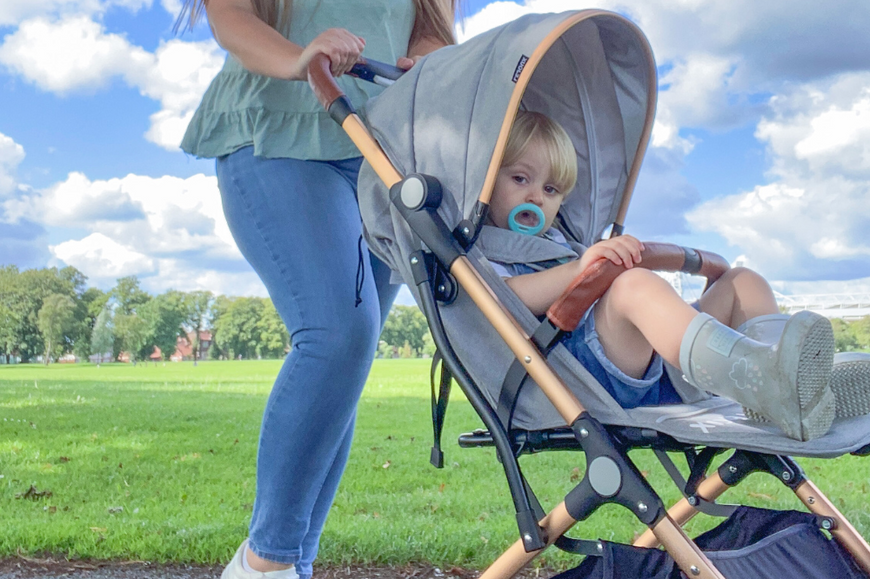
top-left (724, 266), bottom-right (774, 295)
top-left (606, 268), bottom-right (662, 308)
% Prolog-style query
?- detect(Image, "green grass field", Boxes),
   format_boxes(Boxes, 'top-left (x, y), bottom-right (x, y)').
top-left (1, 360), bottom-right (868, 569)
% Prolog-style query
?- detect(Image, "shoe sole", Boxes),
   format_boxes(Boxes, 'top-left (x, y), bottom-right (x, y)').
top-left (745, 311), bottom-right (836, 440)
top-left (786, 311), bottom-right (836, 440)
top-left (831, 352), bottom-right (870, 419)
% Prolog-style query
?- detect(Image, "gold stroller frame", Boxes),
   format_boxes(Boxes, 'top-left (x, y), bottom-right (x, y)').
top-left (308, 10), bottom-right (870, 579)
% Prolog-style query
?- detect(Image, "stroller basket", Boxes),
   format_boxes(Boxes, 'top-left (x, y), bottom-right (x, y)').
top-left (557, 507), bottom-right (865, 579)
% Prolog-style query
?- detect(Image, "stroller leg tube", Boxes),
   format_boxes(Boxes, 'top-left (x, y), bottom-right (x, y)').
top-left (633, 473), bottom-right (729, 548)
top-left (478, 502), bottom-right (575, 579)
top-left (651, 516), bottom-right (727, 579)
top-left (795, 480), bottom-right (870, 575)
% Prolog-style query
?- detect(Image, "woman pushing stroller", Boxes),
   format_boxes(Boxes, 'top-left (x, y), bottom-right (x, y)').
top-left (176, 0), bottom-right (457, 577)
top-left (482, 110), bottom-right (870, 442)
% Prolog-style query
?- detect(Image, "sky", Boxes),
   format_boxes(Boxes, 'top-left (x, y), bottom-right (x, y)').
top-left (1, 0), bottom-right (869, 306)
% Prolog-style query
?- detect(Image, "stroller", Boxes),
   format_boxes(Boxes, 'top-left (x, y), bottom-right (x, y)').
top-left (310, 9), bottom-right (870, 579)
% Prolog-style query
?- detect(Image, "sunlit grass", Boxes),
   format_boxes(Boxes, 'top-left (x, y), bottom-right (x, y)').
top-left (0, 360), bottom-right (868, 569)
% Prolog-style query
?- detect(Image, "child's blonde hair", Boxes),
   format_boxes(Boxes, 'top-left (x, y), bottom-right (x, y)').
top-left (503, 111), bottom-right (577, 195)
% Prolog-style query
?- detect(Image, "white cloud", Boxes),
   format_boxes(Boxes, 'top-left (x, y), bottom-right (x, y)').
top-left (0, 132), bottom-right (26, 197)
top-left (137, 39), bottom-right (225, 149)
top-left (5, 171), bottom-right (237, 256)
top-left (0, 16), bottom-right (152, 93)
top-left (687, 71), bottom-right (870, 281)
top-left (51, 232), bottom-right (156, 278)
top-left (160, 0), bottom-right (182, 17)
top-left (0, 0), bottom-right (151, 27)
top-left (0, 16), bottom-right (224, 150)
top-left (3, 170), bottom-right (249, 291)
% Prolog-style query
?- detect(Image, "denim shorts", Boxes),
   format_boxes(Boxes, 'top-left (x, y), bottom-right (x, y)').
top-left (561, 305), bottom-right (680, 409)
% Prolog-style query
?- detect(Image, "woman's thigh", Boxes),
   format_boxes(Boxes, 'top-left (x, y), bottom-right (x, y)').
top-left (216, 148), bottom-right (383, 349)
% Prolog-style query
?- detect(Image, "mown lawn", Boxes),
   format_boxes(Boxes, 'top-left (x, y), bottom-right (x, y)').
top-left (0, 360), bottom-right (868, 570)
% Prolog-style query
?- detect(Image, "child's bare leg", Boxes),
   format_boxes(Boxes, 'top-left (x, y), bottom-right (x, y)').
top-left (594, 268), bottom-right (834, 440)
top-left (697, 267), bottom-right (778, 328)
top-left (594, 268), bottom-right (696, 377)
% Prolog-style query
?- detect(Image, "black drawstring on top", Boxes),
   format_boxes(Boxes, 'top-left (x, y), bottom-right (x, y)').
top-left (354, 234), bottom-right (365, 307)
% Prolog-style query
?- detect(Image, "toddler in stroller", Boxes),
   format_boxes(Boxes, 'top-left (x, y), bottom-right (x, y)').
top-left (482, 110), bottom-right (868, 442)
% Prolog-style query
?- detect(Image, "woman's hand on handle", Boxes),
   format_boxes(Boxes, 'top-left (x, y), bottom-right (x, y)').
top-left (297, 28), bottom-right (366, 79)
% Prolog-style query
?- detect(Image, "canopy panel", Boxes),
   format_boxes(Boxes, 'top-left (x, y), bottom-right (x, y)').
top-left (359, 9), bottom-right (656, 278)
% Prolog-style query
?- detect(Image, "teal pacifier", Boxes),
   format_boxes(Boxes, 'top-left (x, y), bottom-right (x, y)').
top-left (508, 203), bottom-right (545, 236)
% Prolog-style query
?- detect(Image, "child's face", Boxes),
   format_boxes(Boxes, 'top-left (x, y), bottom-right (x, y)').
top-left (490, 138), bottom-right (566, 233)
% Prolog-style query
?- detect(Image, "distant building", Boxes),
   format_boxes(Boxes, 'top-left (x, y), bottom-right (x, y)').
top-left (170, 331), bottom-right (213, 362)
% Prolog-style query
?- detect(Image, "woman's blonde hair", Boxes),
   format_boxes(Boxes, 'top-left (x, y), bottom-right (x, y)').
top-left (503, 111), bottom-right (578, 195)
top-left (175, 0), bottom-right (458, 48)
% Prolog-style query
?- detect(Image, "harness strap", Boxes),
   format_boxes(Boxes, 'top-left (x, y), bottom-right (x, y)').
top-left (496, 319), bottom-right (564, 431)
top-left (430, 350), bottom-right (452, 468)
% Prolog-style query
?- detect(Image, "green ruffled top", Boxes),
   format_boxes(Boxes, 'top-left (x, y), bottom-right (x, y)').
top-left (181, 0), bottom-right (415, 160)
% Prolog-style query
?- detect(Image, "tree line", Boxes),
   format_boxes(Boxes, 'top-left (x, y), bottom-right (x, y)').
top-left (11, 265), bottom-right (862, 366)
top-left (0, 266), bottom-right (436, 364)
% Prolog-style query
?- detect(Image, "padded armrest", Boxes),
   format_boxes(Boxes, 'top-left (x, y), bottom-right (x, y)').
top-left (546, 242), bottom-right (730, 332)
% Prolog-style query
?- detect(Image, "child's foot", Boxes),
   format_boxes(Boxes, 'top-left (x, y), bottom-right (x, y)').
top-left (683, 311), bottom-right (835, 440)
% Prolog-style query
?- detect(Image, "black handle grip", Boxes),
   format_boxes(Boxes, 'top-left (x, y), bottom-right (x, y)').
top-left (349, 58), bottom-right (405, 83)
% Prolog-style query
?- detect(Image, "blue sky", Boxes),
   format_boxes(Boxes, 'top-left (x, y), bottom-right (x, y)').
top-left (1, 0), bottom-right (869, 303)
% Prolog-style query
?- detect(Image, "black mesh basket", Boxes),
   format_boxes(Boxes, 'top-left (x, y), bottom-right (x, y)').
top-left (552, 507), bottom-right (866, 579)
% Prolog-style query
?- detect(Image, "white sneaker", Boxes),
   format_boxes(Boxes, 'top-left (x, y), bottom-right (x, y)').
top-left (221, 540), bottom-right (299, 579)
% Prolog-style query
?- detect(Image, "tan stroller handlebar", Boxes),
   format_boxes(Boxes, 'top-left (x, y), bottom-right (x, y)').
top-left (308, 53), bottom-right (344, 113)
top-left (547, 243), bottom-right (730, 332)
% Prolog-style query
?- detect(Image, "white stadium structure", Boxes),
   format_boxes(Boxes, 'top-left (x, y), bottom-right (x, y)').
top-left (775, 293), bottom-right (870, 320)
top-left (656, 272), bottom-right (870, 320)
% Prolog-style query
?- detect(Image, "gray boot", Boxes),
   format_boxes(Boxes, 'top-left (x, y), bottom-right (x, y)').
top-left (680, 311), bottom-right (835, 441)
top-left (739, 315), bottom-right (870, 419)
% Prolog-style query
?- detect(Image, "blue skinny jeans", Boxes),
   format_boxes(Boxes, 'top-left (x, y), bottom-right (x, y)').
top-left (216, 147), bottom-right (398, 579)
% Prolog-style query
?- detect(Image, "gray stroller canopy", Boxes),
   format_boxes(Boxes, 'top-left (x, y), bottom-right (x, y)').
top-left (360, 10), bottom-right (655, 261)
top-left (357, 10), bottom-right (870, 457)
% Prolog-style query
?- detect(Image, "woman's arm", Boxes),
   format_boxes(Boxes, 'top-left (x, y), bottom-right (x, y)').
top-left (206, 0), bottom-right (365, 80)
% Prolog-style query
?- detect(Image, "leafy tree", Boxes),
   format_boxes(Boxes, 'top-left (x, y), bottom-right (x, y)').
top-left (852, 316), bottom-right (870, 351)
top-left (832, 318), bottom-right (858, 353)
top-left (257, 299), bottom-right (289, 358)
top-left (110, 276), bottom-right (151, 358)
top-left (422, 330), bottom-right (437, 358)
top-left (376, 340), bottom-right (394, 359)
top-left (37, 293), bottom-right (77, 364)
top-left (112, 276), bottom-right (151, 316)
top-left (0, 302), bottom-right (19, 363)
top-left (114, 314), bottom-right (149, 365)
top-left (184, 290), bottom-right (213, 365)
top-left (91, 306), bottom-right (115, 364)
top-left (139, 291), bottom-right (187, 361)
top-left (213, 297), bottom-right (263, 359)
top-left (381, 305), bottom-right (429, 356)
top-left (0, 266), bottom-right (79, 361)
top-left (74, 287), bottom-right (109, 359)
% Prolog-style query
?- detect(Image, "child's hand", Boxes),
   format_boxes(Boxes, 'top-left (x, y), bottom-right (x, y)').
top-left (578, 235), bottom-right (645, 272)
